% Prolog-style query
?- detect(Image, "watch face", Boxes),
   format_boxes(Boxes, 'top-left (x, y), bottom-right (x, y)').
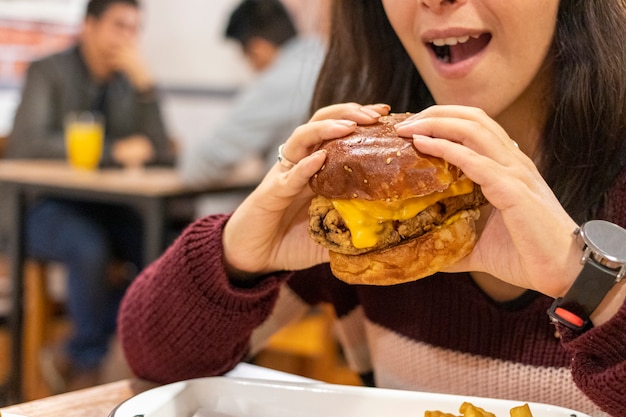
top-left (581, 220), bottom-right (626, 264)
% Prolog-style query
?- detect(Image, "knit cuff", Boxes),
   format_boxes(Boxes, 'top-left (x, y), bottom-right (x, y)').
top-left (559, 297), bottom-right (626, 360)
top-left (183, 214), bottom-right (294, 315)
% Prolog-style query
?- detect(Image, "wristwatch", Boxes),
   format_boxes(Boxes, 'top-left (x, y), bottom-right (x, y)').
top-left (547, 220), bottom-right (626, 332)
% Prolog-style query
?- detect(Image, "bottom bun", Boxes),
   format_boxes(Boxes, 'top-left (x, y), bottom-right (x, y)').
top-left (328, 210), bottom-right (479, 285)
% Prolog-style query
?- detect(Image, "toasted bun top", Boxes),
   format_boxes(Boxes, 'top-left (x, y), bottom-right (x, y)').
top-left (309, 113), bottom-right (463, 201)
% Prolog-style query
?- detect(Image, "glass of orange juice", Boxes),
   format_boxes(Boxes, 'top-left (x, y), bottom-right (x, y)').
top-left (64, 111), bottom-right (104, 170)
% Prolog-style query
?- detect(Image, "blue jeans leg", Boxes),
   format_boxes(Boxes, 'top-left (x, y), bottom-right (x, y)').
top-left (25, 198), bottom-right (143, 371)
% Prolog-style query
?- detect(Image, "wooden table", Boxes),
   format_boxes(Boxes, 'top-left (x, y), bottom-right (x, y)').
top-left (0, 363), bottom-right (311, 417)
top-left (0, 160), bottom-right (258, 404)
top-left (1, 378), bottom-right (158, 417)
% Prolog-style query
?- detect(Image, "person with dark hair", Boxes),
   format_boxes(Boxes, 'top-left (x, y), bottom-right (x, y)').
top-left (178, 0), bottom-right (325, 188)
top-left (119, 1), bottom-right (626, 416)
top-left (225, 0), bottom-right (297, 60)
top-left (6, 0), bottom-right (173, 393)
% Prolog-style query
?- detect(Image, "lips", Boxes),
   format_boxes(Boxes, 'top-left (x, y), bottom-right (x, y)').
top-left (429, 33), bottom-right (492, 64)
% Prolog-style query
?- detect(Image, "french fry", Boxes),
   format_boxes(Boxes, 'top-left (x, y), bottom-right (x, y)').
top-left (425, 401), bottom-right (533, 417)
top-left (459, 402), bottom-right (496, 417)
top-left (509, 403), bottom-right (533, 417)
top-left (424, 412), bottom-right (457, 417)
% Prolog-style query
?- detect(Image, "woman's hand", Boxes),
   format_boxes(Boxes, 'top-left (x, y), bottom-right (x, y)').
top-left (223, 103), bottom-right (390, 278)
top-left (395, 105), bottom-right (581, 298)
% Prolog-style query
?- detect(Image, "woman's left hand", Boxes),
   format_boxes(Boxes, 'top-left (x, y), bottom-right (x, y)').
top-left (395, 105), bottom-right (581, 298)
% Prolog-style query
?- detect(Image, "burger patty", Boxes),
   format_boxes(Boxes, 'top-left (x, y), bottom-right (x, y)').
top-left (308, 187), bottom-right (486, 255)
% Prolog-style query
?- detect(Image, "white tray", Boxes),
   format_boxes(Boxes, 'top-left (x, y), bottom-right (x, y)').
top-left (110, 377), bottom-right (590, 417)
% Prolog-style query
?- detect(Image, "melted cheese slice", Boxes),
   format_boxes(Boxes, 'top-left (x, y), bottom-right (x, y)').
top-left (331, 177), bottom-right (475, 249)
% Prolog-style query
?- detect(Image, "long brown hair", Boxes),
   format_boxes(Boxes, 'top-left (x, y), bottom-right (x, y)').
top-left (312, 0), bottom-right (626, 224)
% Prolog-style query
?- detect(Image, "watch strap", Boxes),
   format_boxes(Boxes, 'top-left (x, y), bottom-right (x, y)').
top-left (547, 257), bottom-right (619, 331)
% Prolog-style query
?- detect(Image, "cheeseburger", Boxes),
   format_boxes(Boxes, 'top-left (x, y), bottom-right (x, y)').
top-left (308, 113), bottom-right (486, 285)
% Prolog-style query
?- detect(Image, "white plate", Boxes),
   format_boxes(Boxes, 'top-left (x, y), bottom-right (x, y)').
top-left (110, 377), bottom-right (590, 417)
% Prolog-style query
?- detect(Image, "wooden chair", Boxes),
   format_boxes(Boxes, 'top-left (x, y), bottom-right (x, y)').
top-left (0, 135), bottom-right (64, 399)
top-left (22, 260), bottom-right (68, 400)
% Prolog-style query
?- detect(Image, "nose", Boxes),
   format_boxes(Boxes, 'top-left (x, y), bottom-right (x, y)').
top-left (421, 0), bottom-right (464, 13)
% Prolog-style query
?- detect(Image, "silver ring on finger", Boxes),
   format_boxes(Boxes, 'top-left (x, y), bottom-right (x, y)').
top-left (277, 144), bottom-right (297, 169)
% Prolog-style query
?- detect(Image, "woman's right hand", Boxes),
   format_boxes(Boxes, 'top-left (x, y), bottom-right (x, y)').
top-left (222, 103), bottom-right (390, 279)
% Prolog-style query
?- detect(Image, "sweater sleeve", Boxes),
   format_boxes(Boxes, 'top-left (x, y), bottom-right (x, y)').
top-left (558, 300), bottom-right (626, 416)
top-left (133, 90), bottom-right (175, 167)
top-left (99, 82), bottom-right (175, 168)
top-left (5, 60), bottom-right (67, 159)
top-left (117, 214), bottom-right (291, 383)
top-left (556, 163), bottom-right (626, 415)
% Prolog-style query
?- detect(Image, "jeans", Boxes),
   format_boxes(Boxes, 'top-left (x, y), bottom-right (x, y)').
top-left (25, 198), bottom-right (143, 370)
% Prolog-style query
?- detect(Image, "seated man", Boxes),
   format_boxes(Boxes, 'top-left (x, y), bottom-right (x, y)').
top-left (5, 0), bottom-right (174, 392)
top-left (178, 0), bottom-right (326, 187)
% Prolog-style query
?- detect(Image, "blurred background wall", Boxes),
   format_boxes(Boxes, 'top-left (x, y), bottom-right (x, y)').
top-left (0, 0), bottom-right (327, 148)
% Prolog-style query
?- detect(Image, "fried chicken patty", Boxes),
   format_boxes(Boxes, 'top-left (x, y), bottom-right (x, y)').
top-left (308, 187), bottom-right (486, 255)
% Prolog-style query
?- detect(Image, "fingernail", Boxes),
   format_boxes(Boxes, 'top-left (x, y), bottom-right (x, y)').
top-left (375, 103), bottom-right (391, 111)
top-left (360, 107), bottom-right (381, 118)
top-left (395, 120), bottom-right (413, 129)
top-left (396, 116), bottom-right (421, 129)
top-left (335, 119), bottom-right (357, 127)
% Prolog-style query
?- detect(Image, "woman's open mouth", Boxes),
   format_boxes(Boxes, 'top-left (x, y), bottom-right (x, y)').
top-left (428, 33), bottom-right (492, 64)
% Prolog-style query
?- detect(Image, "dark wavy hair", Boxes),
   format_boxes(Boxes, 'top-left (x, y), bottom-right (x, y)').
top-left (312, 0), bottom-right (626, 224)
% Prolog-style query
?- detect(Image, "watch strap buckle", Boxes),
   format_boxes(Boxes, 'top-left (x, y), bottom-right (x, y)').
top-left (547, 298), bottom-right (590, 332)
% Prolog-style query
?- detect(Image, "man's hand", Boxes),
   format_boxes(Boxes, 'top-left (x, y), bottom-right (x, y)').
top-left (112, 135), bottom-right (154, 169)
top-left (109, 43), bottom-right (154, 92)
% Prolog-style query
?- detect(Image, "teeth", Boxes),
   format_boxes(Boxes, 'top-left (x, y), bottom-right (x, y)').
top-left (431, 35), bottom-right (471, 47)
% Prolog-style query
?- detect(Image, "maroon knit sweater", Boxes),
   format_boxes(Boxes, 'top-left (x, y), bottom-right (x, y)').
top-left (118, 170), bottom-right (626, 417)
